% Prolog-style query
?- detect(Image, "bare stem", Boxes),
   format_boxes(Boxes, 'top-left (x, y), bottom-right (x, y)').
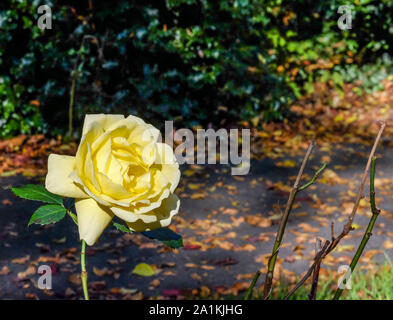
top-left (67, 35), bottom-right (102, 140)
top-left (285, 122), bottom-right (385, 300)
top-left (322, 121), bottom-right (385, 257)
top-left (284, 240), bottom-right (329, 299)
top-left (262, 141), bottom-right (316, 299)
top-left (308, 241), bottom-right (324, 300)
top-left (333, 157), bottom-right (380, 300)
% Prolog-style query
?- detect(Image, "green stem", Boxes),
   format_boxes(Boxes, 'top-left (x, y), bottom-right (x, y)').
top-left (299, 163), bottom-right (327, 191)
top-left (65, 208), bottom-right (78, 225)
top-left (333, 157), bottom-right (380, 300)
top-left (81, 240), bottom-right (89, 300)
top-left (67, 35), bottom-right (101, 140)
top-left (244, 271), bottom-right (261, 300)
top-left (65, 207), bottom-right (88, 300)
top-left (68, 73), bottom-right (77, 140)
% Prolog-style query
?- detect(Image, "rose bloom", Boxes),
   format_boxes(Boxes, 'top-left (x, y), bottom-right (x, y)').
top-left (45, 114), bottom-right (180, 245)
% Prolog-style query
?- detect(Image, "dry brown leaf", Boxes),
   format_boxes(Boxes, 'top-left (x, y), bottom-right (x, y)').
top-left (383, 239), bottom-right (393, 250)
top-left (298, 223), bottom-right (320, 233)
top-left (11, 255), bottom-right (30, 264)
top-left (245, 215), bottom-right (271, 228)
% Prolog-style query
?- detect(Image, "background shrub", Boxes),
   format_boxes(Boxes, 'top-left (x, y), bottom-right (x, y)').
top-left (0, 0), bottom-right (392, 138)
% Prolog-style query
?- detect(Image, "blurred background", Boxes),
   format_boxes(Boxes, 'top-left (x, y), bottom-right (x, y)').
top-left (1, 0), bottom-right (393, 138)
top-left (2, 0), bottom-right (393, 300)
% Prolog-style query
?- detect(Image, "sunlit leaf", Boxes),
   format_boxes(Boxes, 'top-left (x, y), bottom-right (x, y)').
top-left (132, 263), bottom-right (155, 277)
top-left (28, 205), bottom-right (67, 226)
top-left (11, 184), bottom-right (63, 205)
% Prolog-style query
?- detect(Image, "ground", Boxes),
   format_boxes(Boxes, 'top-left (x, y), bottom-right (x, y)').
top-left (1, 81), bottom-right (393, 300)
top-left (2, 141), bottom-right (393, 300)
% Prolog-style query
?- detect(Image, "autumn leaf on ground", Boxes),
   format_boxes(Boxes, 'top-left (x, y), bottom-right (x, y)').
top-left (245, 215), bottom-right (271, 228)
top-left (383, 239), bottom-right (393, 250)
top-left (93, 267), bottom-right (110, 277)
top-left (190, 192), bottom-right (207, 200)
top-left (110, 287), bottom-right (138, 295)
top-left (188, 183), bottom-right (203, 190)
top-left (298, 223), bottom-right (320, 233)
top-left (336, 245), bottom-right (355, 252)
top-left (276, 160), bottom-right (296, 168)
top-left (222, 208), bottom-right (239, 215)
top-left (132, 263), bottom-right (155, 277)
top-left (11, 255), bottom-right (30, 264)
top-left (68, 273), bottom-right (81, 285)
top-left (0, 266), bottom-right (11, 275)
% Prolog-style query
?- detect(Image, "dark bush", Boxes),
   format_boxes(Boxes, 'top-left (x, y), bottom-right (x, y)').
top-left (0, 0), bottom-right (392, 138)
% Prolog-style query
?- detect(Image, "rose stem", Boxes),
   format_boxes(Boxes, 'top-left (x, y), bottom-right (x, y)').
top-left (333, 156), bottom-right (381, 300)
top-left (262, 141), bottom-right (315, 299)
top-left (81, 240), bottom-right (90, 300)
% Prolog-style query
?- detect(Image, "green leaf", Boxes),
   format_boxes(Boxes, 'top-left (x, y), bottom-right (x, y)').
top-left (28, 205), bottom-right (67, 226)
top-left (11, 184), bottom-right (63, 205)
top-left (132, 263), bottom-right (155, 277)
top-left (113, 221), bottom-right (132, 233)
top-left (142, 227), bottom-right (183, 248)
top-left (162, 238), bottom-right (183, 249)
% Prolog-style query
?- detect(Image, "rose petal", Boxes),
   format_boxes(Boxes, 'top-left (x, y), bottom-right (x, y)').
top-left (45, 154), bottom-right (87, 198)
top-left (125, 194), bottom-right (180, 231)
top-left (155, 143), bottom-right (180, 192)
top-left (75, 198), bottom-right (114, 246)
top-left (82, 114), bottom-right (125, 136)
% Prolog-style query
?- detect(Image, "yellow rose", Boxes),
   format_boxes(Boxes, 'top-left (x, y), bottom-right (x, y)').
top-left (45, 114), bottom-right (180, 245)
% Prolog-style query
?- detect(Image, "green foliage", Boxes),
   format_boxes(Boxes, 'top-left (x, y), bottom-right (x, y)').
top-left (113, 221), bottom-right (132, 233)
top-left (28, 204), bottom-right (66, 226)
top-left (0, 76), bottom-right (45, 138)
top-left (199, 258), bottom-right (393, 300)
top-left (114, 219), bottom-right (184, 248)
top-left (142, 227), bottom-right (184, 249)
top-left (12, 184), bottom-right (67, 226)
top-left (1, 0), bottom-right (393, 136)
top-left (11, 184), bottom-right (63, 205)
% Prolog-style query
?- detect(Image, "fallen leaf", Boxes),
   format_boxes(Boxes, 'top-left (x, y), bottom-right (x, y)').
top-left (0, 266), bottom-right (11, 275)
top-left (383, 239), bottom-right (393, 250)
top-left (336, 245), bottom-right (355, 252)
top-left (132, 263), bottom-right (155, 277)
top-left (11, 255), bottom-right (30, 264)
top-left (68, 273), bottom-right (81, 285)
top-left (93, 267), bottom-right (109, 277)
top-left (276, 160), bottom-right (296, 168)
top-left (245, 215), bottom-right (271, 228)
top-left (298, 223), bottom-right (320, 233)
top-left (222, 208), bottom-right (239, 215)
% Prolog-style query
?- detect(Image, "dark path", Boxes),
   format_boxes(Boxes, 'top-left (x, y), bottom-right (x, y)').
top-left (2, 142), bottom-right (393, 299)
